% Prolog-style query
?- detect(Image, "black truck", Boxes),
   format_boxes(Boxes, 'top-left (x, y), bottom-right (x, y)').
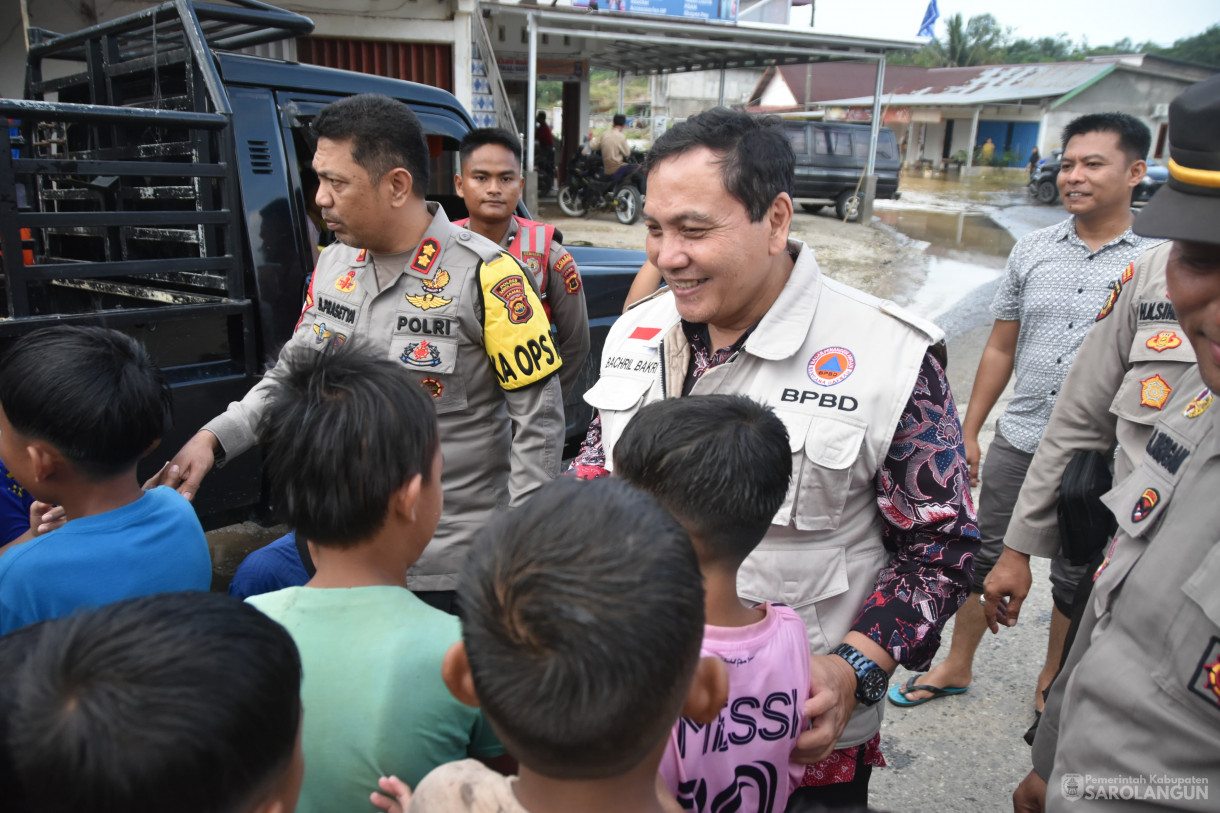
top-left (0, 0), bottom-right (643, 528)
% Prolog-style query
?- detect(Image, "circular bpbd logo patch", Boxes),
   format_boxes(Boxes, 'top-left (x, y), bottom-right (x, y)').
top-left (807, 346), bottom-right (856, 386)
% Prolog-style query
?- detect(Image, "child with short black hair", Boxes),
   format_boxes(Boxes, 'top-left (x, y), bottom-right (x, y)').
top-left (0, 326), bottom-right (211, 634)
top-left (1, 591), bottom-right (305, 813)
top-left (385, 476), bottom-right (727, 813)
top-left (614, 395), bottom-right (812, 812)
top-left (247, 344), bottom-right (503, 813)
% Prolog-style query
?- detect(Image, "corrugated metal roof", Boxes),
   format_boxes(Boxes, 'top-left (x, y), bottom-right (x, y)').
top-left (752, 62), bottom-right (929, 107)
top-left (483, 3), bottom-right (921, 75)
top-left (815, 61), bottom-right (1116, 107)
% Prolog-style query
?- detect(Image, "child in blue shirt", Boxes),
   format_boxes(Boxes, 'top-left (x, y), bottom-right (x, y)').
top-left (0, 326), bottom-right (211, 635)
top-left (0, 459), bottom-right (35, 546)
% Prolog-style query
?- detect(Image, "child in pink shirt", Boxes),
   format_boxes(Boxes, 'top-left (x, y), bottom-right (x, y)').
top-left (615, 395), bottom-right (811, 813)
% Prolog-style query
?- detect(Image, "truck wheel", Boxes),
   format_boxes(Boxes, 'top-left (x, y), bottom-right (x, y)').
top-left (835, 190), bottom-right (862, 222)
top-left (1036, 179), bottom-right (1058, 204)
top-left (558, 186), bottom-right (588, 217)
top-left (800, 203), bottom-right (825, 214)
top-left (615, 185), bottom-right (642, 225)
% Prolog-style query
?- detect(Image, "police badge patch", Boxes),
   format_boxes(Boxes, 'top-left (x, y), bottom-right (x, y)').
top-left (1139, 374), bottom-right (1172, 409)
top-left (401, 340), bottom-right (441, 367)
top-left (1183, 388), bottom-right (1213, 419)
top-left (423, 270), bottom-right (450, 293)
top-left (334, 269), bottom-right (357, 293)
top-left (1131, 487), bottom-right (1159, 522)
top-left (1095, 284), bottom-right (1121, 321)
top-left (1146, 330), bottom-right (1183, 352)
top-left (406, 270), bottom-right (453, 310)
top-left (490, 276), bottom-right (534, 325)
top-left (420, 377), bottom-right (443, 398)
top-left (1189, 637), bottom-right (1220, 710)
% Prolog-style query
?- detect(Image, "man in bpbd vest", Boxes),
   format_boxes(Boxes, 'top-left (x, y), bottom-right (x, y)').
top-left (570, 107), bottom-right (980, 810)
top-left (454, 127), bottom-right (589, 398)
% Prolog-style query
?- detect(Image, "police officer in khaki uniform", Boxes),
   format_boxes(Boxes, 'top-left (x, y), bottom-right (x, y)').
top-left (982, 241), bottom-right (1196, 628)
top-left (453, 127), bottom-right (589, 398)
top-left (1013, 74), bottom-right (1220, 812)
top-left (152, 95), bottom-right (564, 611)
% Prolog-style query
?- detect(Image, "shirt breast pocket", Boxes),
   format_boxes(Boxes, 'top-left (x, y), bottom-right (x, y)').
top-left (1111, 362), bottom-right (1184, 427)
top-left (1151, 543), bottom-right (1220, 722)
top-left (387, 337), bottom-right (468, 415)
top-left (772, 409), bottom-right (867, 532)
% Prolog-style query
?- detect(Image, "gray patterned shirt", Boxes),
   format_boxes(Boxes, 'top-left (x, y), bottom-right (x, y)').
top-left (991, 216), bottom-right (1162, 453)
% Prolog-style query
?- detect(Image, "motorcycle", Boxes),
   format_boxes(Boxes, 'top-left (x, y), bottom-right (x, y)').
top-left (557, 148), bottom-right (646, 225)
top-left (1028, 149), bottom-right (1063, 204)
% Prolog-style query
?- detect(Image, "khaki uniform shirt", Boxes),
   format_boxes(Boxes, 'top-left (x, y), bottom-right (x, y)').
top-left (205, 203), bottom-right (564, 591)
top-left (1006, 243), bottom-right (1196, 556)
top-left (1033, 364), bottom-right (1220, 809)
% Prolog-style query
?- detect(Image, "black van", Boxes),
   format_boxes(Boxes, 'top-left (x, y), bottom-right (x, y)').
top-left (783, 121), bottom-right (901, 221)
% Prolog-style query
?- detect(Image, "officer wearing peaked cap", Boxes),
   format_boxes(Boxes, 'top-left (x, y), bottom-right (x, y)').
top-left (1013, 74), bottom-right (1220, 813)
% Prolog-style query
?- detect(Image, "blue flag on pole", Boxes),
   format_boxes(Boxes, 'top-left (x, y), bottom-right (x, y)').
top-left (918, 0), bottom-right (939, 38)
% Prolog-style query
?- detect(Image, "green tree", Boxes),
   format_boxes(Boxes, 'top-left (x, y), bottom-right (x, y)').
top-left (1161, 24), bottom-right (1220, 67)
top-left (892, 13), bottom-right (1220, 69)
top-left (1003, 34), bottom-right (1074, 63)
top-left (912, 13), bottom-right (1011, 67)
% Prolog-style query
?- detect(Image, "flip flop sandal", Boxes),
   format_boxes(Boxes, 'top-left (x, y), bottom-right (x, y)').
top-left (886, 674), bottom-right (969, 707)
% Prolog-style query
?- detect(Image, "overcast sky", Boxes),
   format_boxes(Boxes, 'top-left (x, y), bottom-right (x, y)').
top-left (801, 1), bottom-right (1220, 48)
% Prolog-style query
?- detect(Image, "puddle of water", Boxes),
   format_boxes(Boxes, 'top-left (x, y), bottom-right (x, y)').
top-left (877, 209), bottom-right (1015, 258)
top-left (877, 208), bottom-right (1014, 322)
top-left (906, 256), bottom-right (1003, 321)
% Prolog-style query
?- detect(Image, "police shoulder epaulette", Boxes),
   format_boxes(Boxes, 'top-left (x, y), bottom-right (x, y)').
top-left (325, 242), bottom-right (369, 267)
top-left (452, 227), bottom-right (506, 264)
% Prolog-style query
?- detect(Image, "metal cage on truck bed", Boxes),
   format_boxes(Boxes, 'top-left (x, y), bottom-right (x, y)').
top-left (0, 0), bottom-right (315, 525)
top-left (0, 0), bottom-right (312, 335)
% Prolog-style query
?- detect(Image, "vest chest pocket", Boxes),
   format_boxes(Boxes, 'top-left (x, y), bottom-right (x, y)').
top-left (583, 375), bottom-right (655, 459)
top-left (387, 337), bottom-right (468, 415)
top-left (772, 410), bottom-right (867, 531)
